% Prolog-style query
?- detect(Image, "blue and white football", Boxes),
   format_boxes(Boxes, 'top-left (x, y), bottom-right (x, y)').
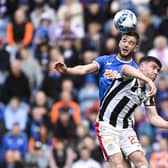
top-left (113, 9), bottom-right (137, 32)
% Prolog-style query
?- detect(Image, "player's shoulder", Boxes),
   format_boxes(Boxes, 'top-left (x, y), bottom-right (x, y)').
top-left (96, 54), bottom-right (117, 61)
top-left (131, 60), bottom-right (138, 68)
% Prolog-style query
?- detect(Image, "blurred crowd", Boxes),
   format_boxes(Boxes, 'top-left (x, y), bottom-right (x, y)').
top-left (0, 0), bottom-right (168, 167)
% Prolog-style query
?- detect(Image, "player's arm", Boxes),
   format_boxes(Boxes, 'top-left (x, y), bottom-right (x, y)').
top-left (121, 64), bottom-right (156, 96)
top-left (54, 60), bottom-right (98, 75)
top-left (146, 107), bottom-right (168, 129)
top-left (121, 64), bottom-right (151, 83)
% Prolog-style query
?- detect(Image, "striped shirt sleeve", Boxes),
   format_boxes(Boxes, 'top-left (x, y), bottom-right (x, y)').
top-left (144, 96), bottom-right (156, 107)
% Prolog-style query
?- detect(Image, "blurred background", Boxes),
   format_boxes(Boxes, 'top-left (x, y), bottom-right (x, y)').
top-left (0, 0), bottom-right (168, 167)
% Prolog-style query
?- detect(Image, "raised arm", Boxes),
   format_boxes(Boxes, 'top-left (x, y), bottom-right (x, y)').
top-left (121, 64), bottom-right (156, 96)
top-left (121, 64), bottom-right (151, 83)
top-left (146, 107), bottom-right (168, 129)
top-left (54, 60), bottom-right (98, 75)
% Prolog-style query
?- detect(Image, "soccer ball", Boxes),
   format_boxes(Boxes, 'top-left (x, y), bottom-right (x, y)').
top-left (113, 9), bottom-right (137, 32)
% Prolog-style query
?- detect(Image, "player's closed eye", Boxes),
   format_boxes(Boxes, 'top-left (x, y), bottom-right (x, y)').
top-left (122, 39), bottom-right (136, 46)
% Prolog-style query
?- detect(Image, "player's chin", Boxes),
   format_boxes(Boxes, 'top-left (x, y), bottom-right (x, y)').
top-left (151, 76), bottom-right (156, 81)
top-left (121, 52), bottom-right (130, 58)
top-left (148, 75), bottom-right (156, 81)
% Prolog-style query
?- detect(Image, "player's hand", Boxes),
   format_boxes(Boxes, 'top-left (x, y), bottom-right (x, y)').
top-left (104, 70), bottom-right (116, 80)
top-left (54, 61), bottom-right (67, 74)
top-left (147, 79), bottom-right (157, 96)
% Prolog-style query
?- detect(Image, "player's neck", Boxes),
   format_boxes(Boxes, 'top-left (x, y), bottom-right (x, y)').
top-left (117, 54), bottom-right (132, 62)
top-left (140, 80), bottom-right (145, 86)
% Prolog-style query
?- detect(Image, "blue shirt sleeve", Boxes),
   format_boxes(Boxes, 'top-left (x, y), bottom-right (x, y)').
top-left (95, 56), bottom-right (106, 70)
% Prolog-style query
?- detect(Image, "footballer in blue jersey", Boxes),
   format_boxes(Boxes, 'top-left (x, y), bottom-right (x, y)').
top-left (54, 31), bottom-right (140, 168)
top-left (54, 31), bottom-right (139, 103)
top-left (95, 55), bottom-right (138, 102)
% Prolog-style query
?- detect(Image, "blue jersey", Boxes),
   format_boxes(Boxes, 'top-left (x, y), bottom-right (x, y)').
top-left (95, 55), bottom-right (138, 103)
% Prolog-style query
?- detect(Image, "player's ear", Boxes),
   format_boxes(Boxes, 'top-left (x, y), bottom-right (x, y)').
top-left (118, 40), bottom-right (122, 48)
top-left (139, 62), bottom-right (145, 69)
top-left (133, 45), bottom-right (138, 52)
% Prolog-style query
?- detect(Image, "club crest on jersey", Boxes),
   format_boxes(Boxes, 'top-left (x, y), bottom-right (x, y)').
top-left (106, 62), bottom-right (112, 65)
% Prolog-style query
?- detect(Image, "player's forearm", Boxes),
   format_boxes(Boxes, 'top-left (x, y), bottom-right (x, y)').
top-left (66, 63), bottom-right (98, 75)
top-left (66, 65), bottom-right (89, 75)
top-left (149, 115), bottom-right (168, 129)
top-left (122, 65), bottom-right (151, 83)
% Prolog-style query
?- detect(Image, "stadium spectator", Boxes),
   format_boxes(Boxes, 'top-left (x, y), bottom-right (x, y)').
top-left (0, 2), bottom-right (9, 42)
top-left (1, 59), bottom-right (31, 104)
top-left (30, 91), bottom-right (51, 129)
top-left (30, 0), bottom-right (56, 28)
top-left (156, 75), bottom-right (168, 109)
top-left (2, 150), bottom-right (25, 168)
top-left (49, 47), bottom-right (63, 63)
top-left (31, 90), bottom-right (49, 110)
top-left (59, 37), bottom-right (80, 67)
top-left (100, 37), bottom-right (117, 55)
top-left (154, 95), bottom-right (168, 141)
top-left (78, 74), bottom-right (99, 119)
top-left (25, 141), bottom-right (50, 168)
top-left (82, 135), bottom-right (104, 164)
top-left (26, 106), bottom-right (48, 139)
top-left (157, 11), bottom-right (168, 38)
top-left (136, 8), bottom-right (155, 53)
top-left (133, 51), bottom-right (145, 65)
top-left (4, 97), bottom-right (29, 130)
top-left (34, 42), bottom-right (51, 74)
top-left (49, 139), bottom-right (76, 168)
top-left (0, 102), bottom-right (5, 146)
top-left (53, 107), bottom-right (77, 145)
top-left (2, 123), bottom-right (28, 157)
top-left (82, 21), bottom-right (105, 54)
top-left (148, 35), bottom-right (168, 72)
top-left (61, 78), bottom-right (78, 101)
top-left (33, 11), bottom-right (53, 48)
top-left (74, 49), bottom-right (98, 88)
top-left (134, 106), bottom-right (154, 141)
top-left (28, 125), bottom-right (53, 153)
top-left (55, 20), bottom-right (77, 46)
top-left (41, 62), bottom-right (63, 103)
top-left (72, 145), bottom-right (101, 168)
top-left (84, 0), bottom-right (105, 32)
top-left (56, 0), bottom-right (85, 38)
top-left (150, 138), bottom-right (168, 168)
top-left (0, 36), bottom-right (10, 98)
top-left (139, 134), bottom-right (153, 161)
top-left (0, 36), bottom-right (10, 72)
top-left (86, 99), bottom-right (100, 138)
top-left (18, 46), bottom-right (43, 89)
top-left (50, 90), bottom-right (81, 125)
top-left (6, 8), bottom-right (34, 58)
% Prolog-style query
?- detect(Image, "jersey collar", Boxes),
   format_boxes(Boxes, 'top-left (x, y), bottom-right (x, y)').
top-left (116, 55), bottom-right (133, 63)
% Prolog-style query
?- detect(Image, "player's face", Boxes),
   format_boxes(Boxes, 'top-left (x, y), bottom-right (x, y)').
top-left (118, 35), bottom-right (137, 59)
top-left (141, 61), bottom-right (161, 81)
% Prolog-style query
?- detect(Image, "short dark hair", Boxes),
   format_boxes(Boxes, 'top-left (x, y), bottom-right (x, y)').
top-left (139, 56), bottom-right (162, 69)
top-left (121, 31), bottom-right (140, 44)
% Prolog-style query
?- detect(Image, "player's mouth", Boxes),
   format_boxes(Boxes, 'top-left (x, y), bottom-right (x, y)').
top-left (122, 48), bottom-right (129, 53)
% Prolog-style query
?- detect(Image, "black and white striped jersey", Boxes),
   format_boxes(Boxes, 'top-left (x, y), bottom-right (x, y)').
top-left (97, 75), bottom-right (155, 129)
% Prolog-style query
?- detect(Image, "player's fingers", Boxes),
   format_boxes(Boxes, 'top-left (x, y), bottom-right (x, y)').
top-left (149, 87), bottom-right (157, 96)
top-left (55, 62), bottom-right (63, 69)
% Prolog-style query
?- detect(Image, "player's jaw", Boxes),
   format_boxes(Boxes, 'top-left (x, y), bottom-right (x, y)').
top-left (147, 73), bottom-right (157, 81)
top-left (118, 48), bottom-right (133, 60)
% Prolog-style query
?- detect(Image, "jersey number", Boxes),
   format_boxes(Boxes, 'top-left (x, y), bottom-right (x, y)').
top-left (128, 135), bottom-right (138, 144)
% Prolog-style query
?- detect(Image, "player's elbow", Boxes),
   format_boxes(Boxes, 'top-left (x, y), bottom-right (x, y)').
top-left (148, 114), bottom-right (158, 126)
top-left (79, 67), bottom-right (91, 75)
top-left (121, 65), bottom-right (129, 74)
